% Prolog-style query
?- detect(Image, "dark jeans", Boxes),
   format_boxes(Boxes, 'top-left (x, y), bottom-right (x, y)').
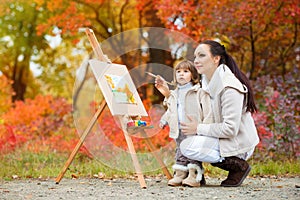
top-left (175, 130), bottom-right (202, 167)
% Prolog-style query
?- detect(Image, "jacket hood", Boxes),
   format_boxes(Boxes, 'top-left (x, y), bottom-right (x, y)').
top-left (202, 64), bottom-right (248, 97)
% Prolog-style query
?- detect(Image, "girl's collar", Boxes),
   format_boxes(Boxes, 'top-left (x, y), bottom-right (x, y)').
top-left (177, 82), bottom-right (193, 89)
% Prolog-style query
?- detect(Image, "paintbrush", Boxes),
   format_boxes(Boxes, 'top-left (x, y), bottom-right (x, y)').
top-left (146, 72), bottom-right (175, 86)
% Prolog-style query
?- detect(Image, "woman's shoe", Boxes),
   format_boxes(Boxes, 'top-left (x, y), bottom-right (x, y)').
top-left (211, 156), bottom-right (251, 187)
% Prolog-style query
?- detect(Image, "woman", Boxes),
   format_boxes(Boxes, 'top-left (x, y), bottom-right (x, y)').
top-left (155, 40), bottom-right (259, 187)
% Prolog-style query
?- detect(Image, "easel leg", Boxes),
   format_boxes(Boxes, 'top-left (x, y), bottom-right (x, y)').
top-left (124, 133), bottom-right (147, 188)
top-left (55, 101), bottom-right (107, 184)
top-left (141, 130), bottom-right (172, 180)
top-left (118, 116), bottom-right (147, 188)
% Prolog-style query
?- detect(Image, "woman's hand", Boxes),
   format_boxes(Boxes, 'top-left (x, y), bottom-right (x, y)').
top-left (180, 115), bottom-right (198, 135)
top-left (155, 75), bottom-right (171, 97)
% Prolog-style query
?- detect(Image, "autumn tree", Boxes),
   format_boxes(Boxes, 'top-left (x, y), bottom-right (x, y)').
top-left (153, 0), bottom-right (300, 78)
top-left (36, 0), bottom-right (180, 103)
top-left (36, 37), bottom-right (88, 100)
top-left (34, 1), bottom-right (143, 107)
top-left (35, 0), bottom-right (141, 67)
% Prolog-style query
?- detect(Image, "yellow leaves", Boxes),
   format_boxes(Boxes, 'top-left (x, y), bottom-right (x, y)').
top-left (0, 75), bottom-right (14, 114)
top-left (33, 0), bottom-right (45, 8)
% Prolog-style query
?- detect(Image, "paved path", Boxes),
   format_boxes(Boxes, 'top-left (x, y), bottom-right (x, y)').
top-left (0, 176), bottom-right (299, 199)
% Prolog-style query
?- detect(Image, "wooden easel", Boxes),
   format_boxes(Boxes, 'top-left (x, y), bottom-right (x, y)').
top-left (55, 28), bottom-right (171, 188)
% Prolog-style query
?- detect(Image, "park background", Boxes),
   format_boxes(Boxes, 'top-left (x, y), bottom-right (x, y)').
top-left (0, 0), bottom-right (299, 180)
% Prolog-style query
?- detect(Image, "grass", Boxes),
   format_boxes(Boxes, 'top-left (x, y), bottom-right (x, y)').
top-left (0, 150), bottom-right (125, 181)
top-left (203, 158), bottom-right (300, 178)
top-left (0, 150), bottom-right (299, 181)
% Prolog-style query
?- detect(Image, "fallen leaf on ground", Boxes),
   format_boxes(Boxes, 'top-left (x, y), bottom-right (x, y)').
top-left (71, 174), bottom-right (78, 179)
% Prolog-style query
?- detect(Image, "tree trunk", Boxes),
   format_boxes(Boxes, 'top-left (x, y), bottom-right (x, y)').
top-left (11, 62), bottom-right (27, 102)
top-left (249, 19), bottom-right (256, 80)
top-left (143, 3), bottom-right (175, 104)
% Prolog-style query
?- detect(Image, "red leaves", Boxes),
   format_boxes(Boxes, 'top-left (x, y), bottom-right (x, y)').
top-left (252, 68), bottom-right (300, 159)
top-left (0, 93), bottom-right (172, 157)
top-left (0, 95), bottom-right (76, 154)
top-left (265, 91), bottom-right (280, 111)
top-left (0, 124), bottom-right (27, 154)
top-left (36, 1), bottom-right (91, 36)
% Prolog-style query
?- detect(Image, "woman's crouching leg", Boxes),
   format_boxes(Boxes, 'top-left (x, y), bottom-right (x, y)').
top-left (180, 136), bottom-right (222, 163)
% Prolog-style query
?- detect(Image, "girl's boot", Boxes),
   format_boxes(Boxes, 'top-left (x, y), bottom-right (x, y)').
top-left (182, 163), bottom-right (204, 187)
top-left (167, 164), bottom-right (188, 186)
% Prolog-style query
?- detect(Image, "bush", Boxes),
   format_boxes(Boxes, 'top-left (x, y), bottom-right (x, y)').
top-left (252, 67), bottom-right (300, 159)
top-left (0, 95), bottom-right (171, 156)
top-left (0, 95), bottom-right (81, 154)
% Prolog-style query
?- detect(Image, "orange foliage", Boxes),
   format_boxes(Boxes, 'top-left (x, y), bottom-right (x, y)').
top-left (4, 95), bottom-right (54, 125)
top-left (0, 95), bottom-right (79, 154)
top-left (46, 0), bottom-right (64, 12)
top-left (0, 75), bottom-right (14, 114)
top-left (36, 1), bottom-right (91, 36)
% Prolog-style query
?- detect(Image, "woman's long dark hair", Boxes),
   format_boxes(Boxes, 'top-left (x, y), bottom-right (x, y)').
top-left (200, 40), bottom-right (257, 113)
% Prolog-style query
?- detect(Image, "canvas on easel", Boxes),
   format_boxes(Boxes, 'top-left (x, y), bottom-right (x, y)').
top-left (88, 59), bottom-right (147, 117)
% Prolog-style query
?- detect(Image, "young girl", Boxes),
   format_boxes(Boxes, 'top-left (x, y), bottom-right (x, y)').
top-left (159, 60), bottom-right (213, 187)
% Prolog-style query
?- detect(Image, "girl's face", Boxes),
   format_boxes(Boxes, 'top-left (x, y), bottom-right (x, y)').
top-left (175, 68), bottom-right (192, 86)
top-left (194, 44), bottom-right (220, 80)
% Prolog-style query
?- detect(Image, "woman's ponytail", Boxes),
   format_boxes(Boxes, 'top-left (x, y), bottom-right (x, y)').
top-left (201, 40), bottom-right (257, 113)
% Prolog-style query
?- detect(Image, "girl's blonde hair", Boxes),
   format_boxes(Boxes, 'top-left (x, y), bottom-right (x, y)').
top-left (174, 60), bottom-right (199, 86)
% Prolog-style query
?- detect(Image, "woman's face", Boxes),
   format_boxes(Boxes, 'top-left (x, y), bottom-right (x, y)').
top-left (194, 44), bottom-right (220, 80)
